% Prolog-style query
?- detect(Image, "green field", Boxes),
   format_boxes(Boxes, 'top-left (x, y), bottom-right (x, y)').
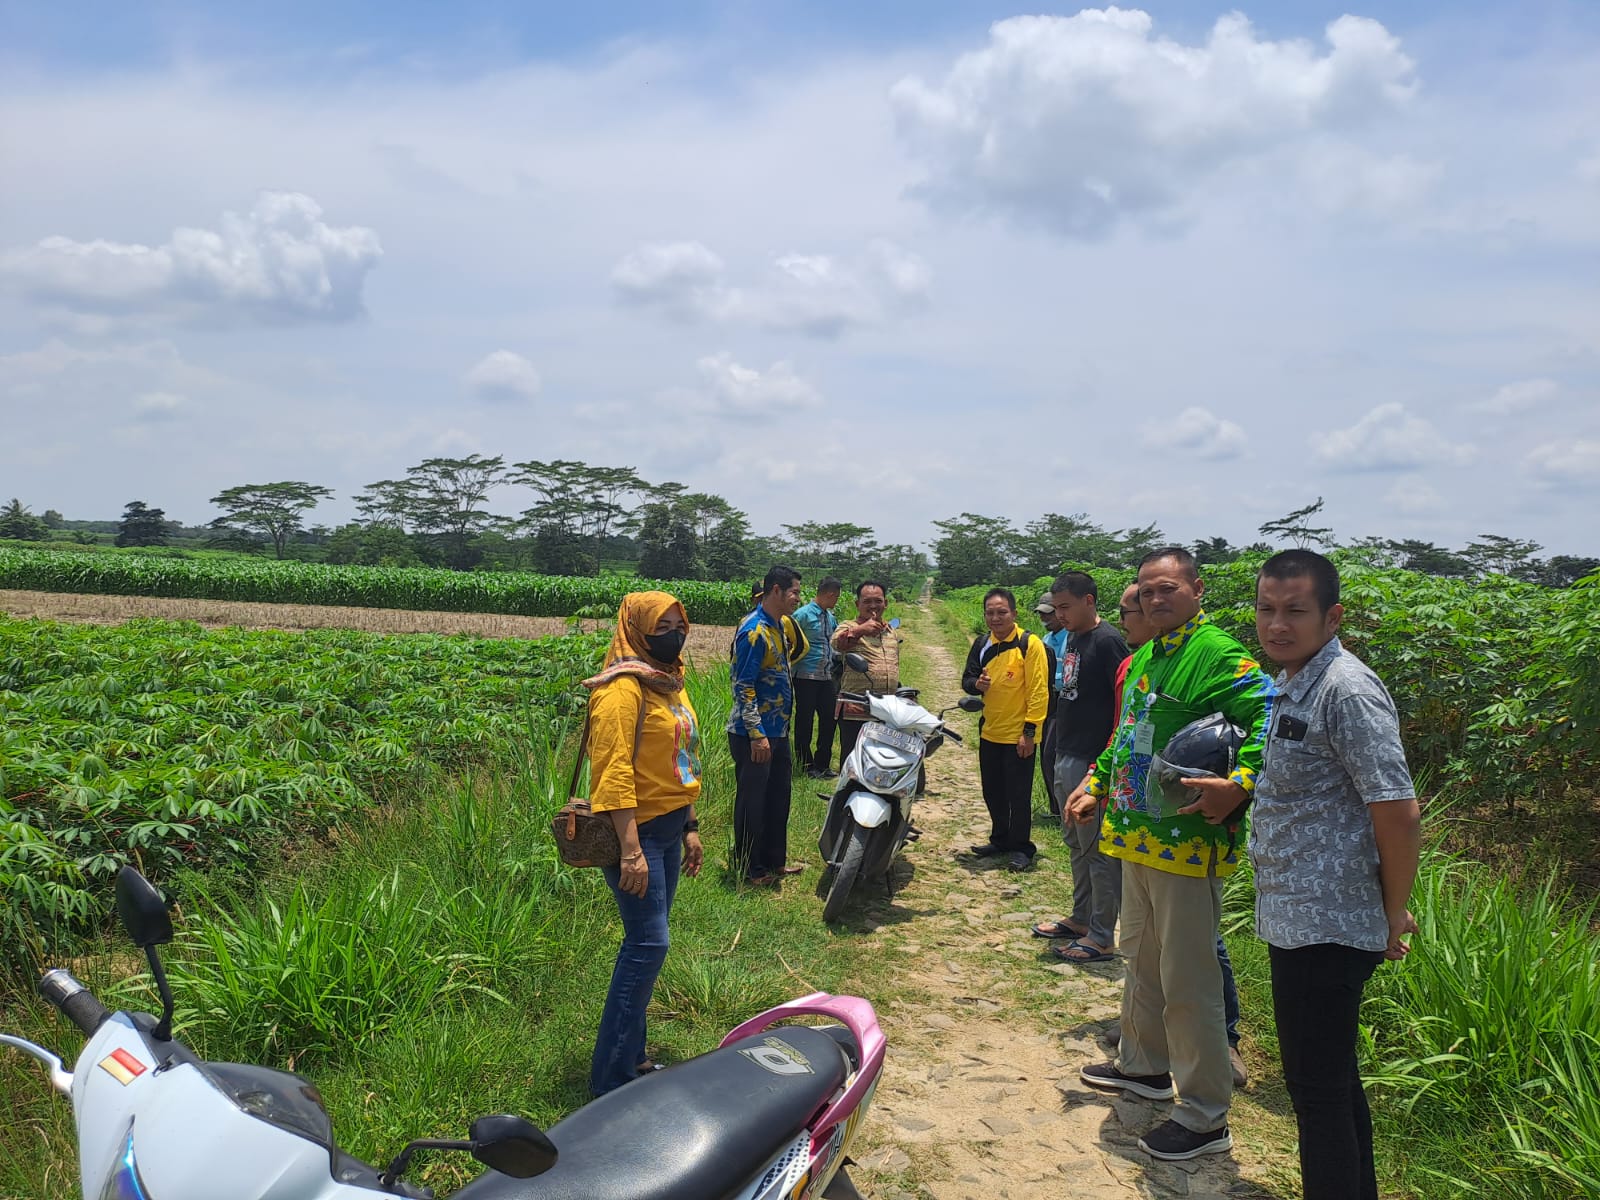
top-left (0, 546), bottom-right (753, 624)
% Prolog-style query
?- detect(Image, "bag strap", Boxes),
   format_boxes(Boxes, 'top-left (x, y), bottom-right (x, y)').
top-left (570, 678), bottom-right (652, 799)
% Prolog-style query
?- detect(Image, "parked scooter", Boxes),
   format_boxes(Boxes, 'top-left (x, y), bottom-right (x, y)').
top-left (4, 867), bottom-right (885, 1200)
top-left (817, 653), bottom-right (983, 922)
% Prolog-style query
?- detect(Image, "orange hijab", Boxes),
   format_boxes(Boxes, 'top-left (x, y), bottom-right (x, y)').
top-left (581, 590), bottom-right (689, 693)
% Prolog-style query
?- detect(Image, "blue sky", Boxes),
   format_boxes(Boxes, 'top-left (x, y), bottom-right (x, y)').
top-left (2, 2), bottom-right (1596, 555)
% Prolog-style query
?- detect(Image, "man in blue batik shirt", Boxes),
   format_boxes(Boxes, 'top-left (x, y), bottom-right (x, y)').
top-left (727, 565), bottom-right (804, 885)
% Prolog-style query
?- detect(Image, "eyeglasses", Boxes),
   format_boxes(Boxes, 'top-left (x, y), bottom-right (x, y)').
top-left (1119, 608), bottom-right (1141, 618)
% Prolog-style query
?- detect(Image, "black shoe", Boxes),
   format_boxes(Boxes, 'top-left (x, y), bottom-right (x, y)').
top-left (1007, 852), bottom-right (1033, 872)
top-left (805, 767), bottom-right (832, 779)
top-left (1137, 1119), bottom-right (1232, 1161)
top-left (1079, 1062), bottom-right (1174, 1101)
top-left (968, 842), bottom-right (1004, 857)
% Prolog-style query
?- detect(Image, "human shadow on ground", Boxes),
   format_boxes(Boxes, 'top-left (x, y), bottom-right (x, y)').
top-left (813, 856), bottom-right (936, 934)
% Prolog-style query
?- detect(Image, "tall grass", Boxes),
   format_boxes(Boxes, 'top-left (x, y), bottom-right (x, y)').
top-left (1222, 831), bottom-right (1600, 1199)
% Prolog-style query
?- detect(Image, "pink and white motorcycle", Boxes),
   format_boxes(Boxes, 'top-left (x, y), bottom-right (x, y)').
top-left (4, 868), bottom-right (885, 1200)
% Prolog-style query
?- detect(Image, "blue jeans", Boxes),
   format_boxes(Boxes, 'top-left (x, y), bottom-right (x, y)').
top-left (590, 806), bottom-right (687, 1096)
top-left (1218, 933), bottom-right (1240, 1047)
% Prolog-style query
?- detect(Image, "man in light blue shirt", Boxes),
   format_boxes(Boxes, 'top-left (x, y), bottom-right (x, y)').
top-left (1037, 592), bottom-right (1069, 815)
top-left (791, 577), bottom-right (841, 778)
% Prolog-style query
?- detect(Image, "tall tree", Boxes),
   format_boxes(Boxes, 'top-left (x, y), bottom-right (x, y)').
top-left (1463, 533), bottom-right (1543, 580)
top-left (1258, 497), bottom-right (1333, 549)
top-left (354, 479), bottom-right (419, 530)
top-left (1386, 539), bottom-right (1472, 577)
top-left (1192, 536), bottom-right (1239, 567)
top-left (1541, 555), bottom-right (1600, 588)
top-left (932, 513), bottom-right (1021, 590)
top-left (0, 498), bottom-right (46, 541)
top-left (208, 482), bottom-right (334, 559)
top-left (635, 500), bottom-right (700, 580)
top-left (402, 454), bottom-right (506, 570)
top-left (114, 501), bottom-right (172, 548)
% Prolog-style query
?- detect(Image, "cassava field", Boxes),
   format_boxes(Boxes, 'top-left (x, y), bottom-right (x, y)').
top-left (3, 558), bottom-right (1598, 1199)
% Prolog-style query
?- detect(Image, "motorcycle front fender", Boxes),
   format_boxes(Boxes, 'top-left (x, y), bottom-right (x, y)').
top-left (843, 790), bottom-right (892, 829)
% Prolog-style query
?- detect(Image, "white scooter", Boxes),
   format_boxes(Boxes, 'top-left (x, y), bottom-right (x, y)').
top-left (817, 654), bottom-right (982, 922)
top-left (4, 868), bottom-right (886, 1200)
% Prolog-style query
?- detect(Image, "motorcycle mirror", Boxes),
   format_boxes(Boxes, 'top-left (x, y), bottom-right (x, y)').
top-left (957, 696), bottom-right (985, 713)
top-left (888, 617), bottom-right (901, 629)
top-left (843, 652), bottom-right (870, 674)
top-left (115, 867), bottom-right (173, 948)
top-left (469, 1114), bottom-right (559, 1179)
top-left (114, 867), bottom-right (177, 1040)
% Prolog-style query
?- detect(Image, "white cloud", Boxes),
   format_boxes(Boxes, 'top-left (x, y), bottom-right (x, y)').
top-left (890, 9), bottom-right (1418, 236)
top-left (1, 192), bottom-right (382, 326)
top-left (1139, 405), bottom-right (1247, 460)
top-left (464, 350), bottom-right (542, 403)
top-left (1383, 478), bottom-right (1443, 515)
top-left (1473, 377), bottom-right (1558, 415)
top-left (610, 241), bottom-right (731, 321)
top-left (1524, 439), bottom-right (1600, 485)
top-left (1312, 403), bottom-right (1477, 470)
top-left (694, 353), bottom-right (822, 418)
top-left (610, 239), bottom-right (929, 337)
top-left (131, 391), bottom-right (185, 421)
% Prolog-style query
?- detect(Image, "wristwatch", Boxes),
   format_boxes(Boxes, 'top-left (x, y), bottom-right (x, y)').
top-left (1022, 723), bottom-right (1037, 739)
top-left (683, 819), bottom-right (699, 833)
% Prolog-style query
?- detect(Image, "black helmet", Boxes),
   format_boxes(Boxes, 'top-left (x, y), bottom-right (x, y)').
top-left (1145, 713), bottom-right (1244, 819)
top-left (1159, 713), bottom-right (1243, 777)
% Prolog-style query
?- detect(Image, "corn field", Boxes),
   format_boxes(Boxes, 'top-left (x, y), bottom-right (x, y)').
top-left (0, 547), bottom-right (752, 623)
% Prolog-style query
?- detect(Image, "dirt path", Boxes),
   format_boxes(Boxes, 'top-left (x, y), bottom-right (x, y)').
top-left (840, 606), bottom-right (1289, 1200)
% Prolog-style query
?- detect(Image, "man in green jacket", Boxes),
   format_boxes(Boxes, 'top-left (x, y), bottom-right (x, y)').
top-left (1067, 547), bottom-right (1273, 1161)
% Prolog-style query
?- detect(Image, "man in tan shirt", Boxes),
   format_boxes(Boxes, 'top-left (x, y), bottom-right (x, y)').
top-left (830, 579), bottom-right (901, 762)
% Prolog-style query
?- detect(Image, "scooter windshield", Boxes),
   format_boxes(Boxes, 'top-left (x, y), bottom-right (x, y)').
top-left (864, 694), bottom-right (939, 734)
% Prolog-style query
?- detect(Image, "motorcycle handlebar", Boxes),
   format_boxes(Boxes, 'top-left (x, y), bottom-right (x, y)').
top-left (39, 968), bottom-right (110, 1036)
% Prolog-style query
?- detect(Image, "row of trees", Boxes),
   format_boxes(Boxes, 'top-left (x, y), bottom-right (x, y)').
top-left (931, 499), bottom-right (1598, 590)
top-left (6, 458), bottom-right (931, 594)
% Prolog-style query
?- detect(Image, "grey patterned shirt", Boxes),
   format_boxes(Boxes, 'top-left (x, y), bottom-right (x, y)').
top-left (1250, 637), bottom-right (1415, 951)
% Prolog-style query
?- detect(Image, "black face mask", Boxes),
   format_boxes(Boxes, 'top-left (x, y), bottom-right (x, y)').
top-left (645, 629), bottom-right (686, 664)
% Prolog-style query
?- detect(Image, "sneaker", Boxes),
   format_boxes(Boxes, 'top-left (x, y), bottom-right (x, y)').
top-left (1137, 1119), bottom-right (1232, 1161)
top-left (1079, 1062), bottom-right (1174, 1101)
top-left (1007, 852), bottom-right (1034, 872)
top-left (1229, 1044), bottom-right (1249, 1088)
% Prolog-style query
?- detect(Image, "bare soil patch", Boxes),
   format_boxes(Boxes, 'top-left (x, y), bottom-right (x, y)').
top-left (0, 590), bottom-right (735, 665)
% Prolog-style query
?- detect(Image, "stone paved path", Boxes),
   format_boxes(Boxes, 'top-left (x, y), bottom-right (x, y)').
top-left (837, 608), bottom-right (1291, 1200)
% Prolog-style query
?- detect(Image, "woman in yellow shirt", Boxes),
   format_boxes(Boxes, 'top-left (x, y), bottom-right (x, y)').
top-left (584, 590), bottom-right (704, 1096)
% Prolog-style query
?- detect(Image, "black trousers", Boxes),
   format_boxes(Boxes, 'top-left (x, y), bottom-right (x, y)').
top-left (792, 678), bottom-right (838, 771)
top-left (728, 732), bottom-right (792, 879)
top-left (977, 737), bottom-right (1038, 858)
top-left (836, 717), bottom-right (864, 764)
top-left (1268, 941), bottom-right (1384, 1200)
top-left (1040, 714), bottom-right (1059, 815)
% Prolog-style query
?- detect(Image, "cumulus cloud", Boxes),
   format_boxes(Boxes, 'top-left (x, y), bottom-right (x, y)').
top-left (1, 192), bottom-right (382, 326)
top-left (1472, 377), bottom-right (1558, 415)
top-left (131, 391), bottom-right (186, 421)
top-left (465, 350), bottom-right (542, 403)
top-left (1524, 439), bottom-right (1600, 485)
top-left (1311, 402), bottom-right (1476, 470)
top-left (694, 353), bottom-right (822, 418)
top-left (610, 239), bottom-right (929, 337)
top-left (1139, 405), bottom-right (1248, 460)
top-left (890, 9), bottom-right (1418, 237)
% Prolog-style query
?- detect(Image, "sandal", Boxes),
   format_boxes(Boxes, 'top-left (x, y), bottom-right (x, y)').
top-left (745, 873), bottom-right (781, 888)
top-left (1048, 938), bottom-right (1116, 965)
top-left (1031, 919), bottom-right (1089, 940)
top-left (779, 863), bottom-right (807, 875)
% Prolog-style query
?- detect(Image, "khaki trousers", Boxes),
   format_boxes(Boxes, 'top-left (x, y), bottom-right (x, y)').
top-left (1117, 858), bottom-right (1232, 1132)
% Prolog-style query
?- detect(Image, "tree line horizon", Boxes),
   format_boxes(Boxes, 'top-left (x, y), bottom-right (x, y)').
top-left (2, 464), bottom-right (1594, 592)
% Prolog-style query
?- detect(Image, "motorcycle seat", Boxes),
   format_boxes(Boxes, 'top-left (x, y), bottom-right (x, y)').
top-left (456, 1025), bottom-right (850, 1200)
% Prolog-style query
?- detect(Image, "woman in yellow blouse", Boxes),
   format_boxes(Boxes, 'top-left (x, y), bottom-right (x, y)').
top-left (583, 591), bottom-right (704, 1096)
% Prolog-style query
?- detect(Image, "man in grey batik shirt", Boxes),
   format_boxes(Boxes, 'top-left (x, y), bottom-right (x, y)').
top-left (1245, 550), bottom-right (1421, 1200)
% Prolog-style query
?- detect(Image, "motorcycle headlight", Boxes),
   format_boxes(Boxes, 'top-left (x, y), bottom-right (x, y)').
top-left (98, 1129), bottom-right (152, 1200)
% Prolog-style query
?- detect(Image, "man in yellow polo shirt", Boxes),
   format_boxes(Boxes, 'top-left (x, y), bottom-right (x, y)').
top-left (960, 587), bottom-right (1050, 871)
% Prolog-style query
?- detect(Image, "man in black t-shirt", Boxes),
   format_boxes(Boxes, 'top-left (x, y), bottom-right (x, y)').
top-left (1030, 570), bottom-right (1129, 963)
